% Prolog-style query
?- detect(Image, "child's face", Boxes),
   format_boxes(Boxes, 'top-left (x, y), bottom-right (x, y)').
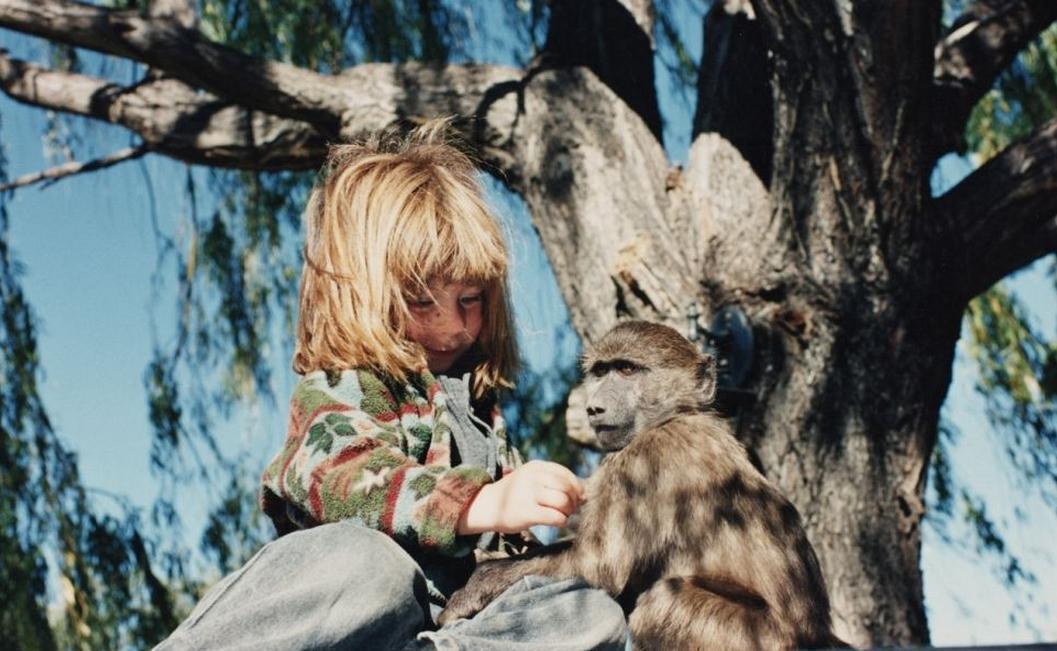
top-left (406, 281), bottom-right (484, 374)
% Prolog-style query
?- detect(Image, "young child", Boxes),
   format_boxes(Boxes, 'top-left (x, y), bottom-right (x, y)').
top-left (156, 121), bottom-right (627, 650)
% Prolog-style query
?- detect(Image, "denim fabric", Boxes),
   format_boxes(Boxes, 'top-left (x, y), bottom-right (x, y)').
top-left (155, 521), bottom-right (627, 650)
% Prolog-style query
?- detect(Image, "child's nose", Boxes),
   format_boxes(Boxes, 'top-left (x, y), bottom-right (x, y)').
top-left (438, 307), bottom-right (471, 337)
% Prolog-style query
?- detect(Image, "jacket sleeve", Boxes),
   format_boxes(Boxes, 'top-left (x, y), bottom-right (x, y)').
top-left (491, 406), bottom-right (523, 474)
top-left (261, 371), bottom-right (492, 556)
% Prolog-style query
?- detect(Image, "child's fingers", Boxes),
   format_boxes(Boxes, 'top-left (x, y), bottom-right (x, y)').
top-left (530, 505), bottom-right (569, 528)
top-left (527, 460), bottom-right (578, 486)
top-left (536, 464), bottom-right (585, 501)
top-left (536, 486), bottom-right (577, 516)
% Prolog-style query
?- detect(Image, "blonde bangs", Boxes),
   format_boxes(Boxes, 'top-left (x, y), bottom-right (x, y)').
top-left (387, 166), bottom-right (508, 294)
top-left (294, 120), bottom-right (519, 394)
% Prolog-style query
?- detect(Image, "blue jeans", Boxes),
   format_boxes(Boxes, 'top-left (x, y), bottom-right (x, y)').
top-left (155, 521), bottom-right (628, 650)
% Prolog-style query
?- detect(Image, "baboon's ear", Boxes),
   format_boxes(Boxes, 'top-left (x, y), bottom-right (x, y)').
top-left (697, 354), bottom-right (717, 406)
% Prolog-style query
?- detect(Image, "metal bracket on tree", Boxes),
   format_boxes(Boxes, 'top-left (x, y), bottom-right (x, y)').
top-left (686, 302), bottom-right (755, 393)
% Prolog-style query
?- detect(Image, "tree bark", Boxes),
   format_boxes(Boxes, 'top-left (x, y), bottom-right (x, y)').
top-left (935, 116), bottom-right (1057, 300)
top-left (0, 0), bottom-right (348, 133)
top-left (543, 0), bottom-right (662, 140)
top-left (0, 52), bottom-right (327, 170)
top-left (694, 1), bottom-right (773, 181)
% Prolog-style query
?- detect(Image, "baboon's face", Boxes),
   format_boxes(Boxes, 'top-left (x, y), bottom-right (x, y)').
top-left (581, 321), bottom-right (716, 450)
top-left (583, 358), bottom-right (646, 450)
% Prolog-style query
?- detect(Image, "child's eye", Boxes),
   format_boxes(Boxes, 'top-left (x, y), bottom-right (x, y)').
top-left (458, 293), bottom-right (483, 307)
top-left (409, 297), bottom-right (435, 309)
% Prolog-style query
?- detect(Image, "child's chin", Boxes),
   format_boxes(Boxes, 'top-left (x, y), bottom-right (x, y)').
top-left (427, 346), bottom-right (476, 375)
top-left (426, 353), bottom-right (460, 374)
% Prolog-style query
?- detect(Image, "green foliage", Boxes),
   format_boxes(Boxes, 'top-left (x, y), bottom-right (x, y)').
top-left (928, 420), bottom-right (1037, 592)
top-left (1, 115), bottom-right (183, 650)
top-left (919, 2), bottom-right (1057, 621)
top-left (2, 114), bottom-right (68, 651)
top-left (200, 0), bottom-right (347, 70)
top-left (960, 493), bottom-right (1035, 587)
top-left (0, 178), bottom-right (56, 650)
top-left (199, 471), bottom-right (271, 576)
top-left (966, 286), bottom-right (1057, 503)
top-left (146, 355), bottom-right (184, 473)
top-left (928, 421), bottom-right (957, 520)
top-left (965, 25), bottom-right (1057, 161)
top-left (198, 0), bottom-right (469, 68)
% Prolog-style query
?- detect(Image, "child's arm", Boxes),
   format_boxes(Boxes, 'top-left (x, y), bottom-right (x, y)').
top-left (262, 372), bottom-right (494, 555)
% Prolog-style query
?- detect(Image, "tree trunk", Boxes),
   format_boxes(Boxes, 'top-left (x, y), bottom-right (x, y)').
top-left (740, 287), bottom-right (961, 644)
top-left (498, 65), bottom-right (954, 644)
top-left (505, 3), bottom-right (957, 644)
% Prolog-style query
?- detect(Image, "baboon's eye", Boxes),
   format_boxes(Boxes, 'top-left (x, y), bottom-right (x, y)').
top-left (588, 362), bottom-right (607, 378)
top-left (614, 360), bottom-right (643, 376)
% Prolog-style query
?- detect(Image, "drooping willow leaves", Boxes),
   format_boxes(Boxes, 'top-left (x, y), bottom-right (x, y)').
top-left (958, 12), bottom-right (1057, 509)
top-left (965, 24), bottom-right (1057, 161)
top-left (925, 0), bottom-right (1057, 604)
top-left (1, 2), bottom-right (556, 648)
top-left (1, 113), bottom-right (188, 650)
top-left (966, 286), bottom-right (1057, 502)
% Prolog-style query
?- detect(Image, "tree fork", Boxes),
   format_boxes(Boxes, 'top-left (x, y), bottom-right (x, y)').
top-left (694, 1), bottom-right (773, 182)
top-left (543, 0), bottom-right (662, 141)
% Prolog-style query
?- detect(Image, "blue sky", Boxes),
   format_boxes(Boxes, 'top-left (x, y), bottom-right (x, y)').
top-left (2, 7), bottom-right (1056, 645)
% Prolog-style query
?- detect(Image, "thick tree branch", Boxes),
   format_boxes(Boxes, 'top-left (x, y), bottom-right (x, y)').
top-left (0, 0), bottom-right (346, 135)
top-left (0, 47), bottom-right (533, 178)
top-left (932, 0), bottom-right (1057, 157)
top-left (0, 51), bottom-right (326, 170)
top-left (935, 117), bottom-right (1057, 300)
top-left (0, 145), bottom-right (149, 192)
top-left (543, 0), bottom-right (662, 141)
top-left (749, 1), bottom-right (941, 306)
top-left (693, 1), bottom-right (772, 181)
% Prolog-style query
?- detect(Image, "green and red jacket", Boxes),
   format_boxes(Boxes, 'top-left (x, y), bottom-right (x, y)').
top-left (260, 368), bottom-right (521, 557)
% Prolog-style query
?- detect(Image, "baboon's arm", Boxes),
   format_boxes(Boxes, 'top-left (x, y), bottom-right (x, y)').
top-left (438, 543), bottom-right (572, 624)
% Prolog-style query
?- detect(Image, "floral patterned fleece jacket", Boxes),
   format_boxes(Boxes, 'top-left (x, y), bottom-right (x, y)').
top-left (260, 368), bottom-right (521, 558)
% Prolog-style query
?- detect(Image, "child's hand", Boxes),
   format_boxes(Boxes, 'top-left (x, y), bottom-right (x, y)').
top-left (457, 460), bottom-right (585, 534)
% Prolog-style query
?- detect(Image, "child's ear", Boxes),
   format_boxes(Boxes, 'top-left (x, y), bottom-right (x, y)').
top-left (697, 354), bottom-right (717, 406)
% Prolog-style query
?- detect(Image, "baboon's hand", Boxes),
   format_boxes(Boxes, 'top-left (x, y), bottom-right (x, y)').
top-left (437, 557), bottom-right (536, 626)
top-left (437, 583), bottom-right (489, 625)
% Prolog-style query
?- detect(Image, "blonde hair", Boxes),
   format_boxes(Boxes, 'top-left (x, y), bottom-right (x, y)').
top-left (294, 119), bottom-right (518, 395)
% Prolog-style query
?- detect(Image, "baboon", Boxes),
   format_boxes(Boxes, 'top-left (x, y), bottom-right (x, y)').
top-left (440, 320), bottom-right (845, 650)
